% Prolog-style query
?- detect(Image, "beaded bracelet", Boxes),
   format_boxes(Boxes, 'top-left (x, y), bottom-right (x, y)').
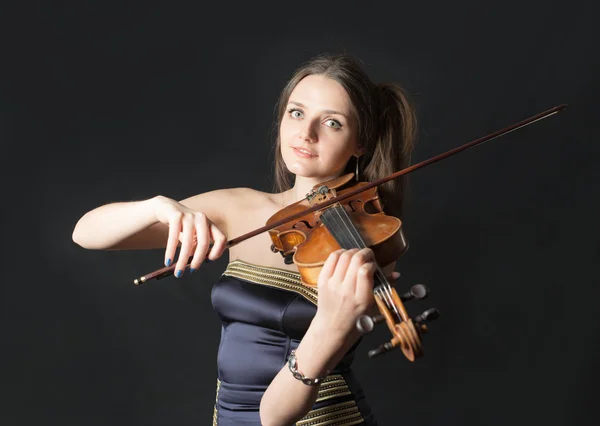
top-left (287, 349), bottom-right (329, 386)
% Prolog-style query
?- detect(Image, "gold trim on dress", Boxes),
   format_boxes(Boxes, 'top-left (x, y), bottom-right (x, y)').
top-left (213, 378), bottom-right (220, 426)
top-left (212, 375), bottom-right (362, 426)
top-left (296, 400), bottom-right (365, 426)
top-left (316, 375), bottom-right (352, 402)
top-left (222, 259), bottom-right (318, 306)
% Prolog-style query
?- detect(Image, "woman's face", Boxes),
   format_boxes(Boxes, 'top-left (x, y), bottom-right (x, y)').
top-left (279, 74), bottom-right (361, 181)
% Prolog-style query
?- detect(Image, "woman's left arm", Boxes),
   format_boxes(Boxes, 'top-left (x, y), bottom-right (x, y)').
top-left (260, 248), bottom-right (389, 426)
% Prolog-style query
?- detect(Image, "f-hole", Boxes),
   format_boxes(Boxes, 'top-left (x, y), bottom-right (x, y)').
top-left (347, 200), bottom-right (361, 213)
top-left (363, 199), bottom-right (380, 214)
top-left (292, 220), bottom-right (315, 229)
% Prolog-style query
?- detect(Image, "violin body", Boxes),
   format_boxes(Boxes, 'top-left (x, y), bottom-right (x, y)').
top-left (266, 174), bottom-right (430, 361)
top-left (267, 174), bottom-right (409, 287)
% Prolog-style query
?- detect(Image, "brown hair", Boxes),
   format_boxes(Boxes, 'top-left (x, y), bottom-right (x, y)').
top-left (271, 53), bottom-right (417, 217)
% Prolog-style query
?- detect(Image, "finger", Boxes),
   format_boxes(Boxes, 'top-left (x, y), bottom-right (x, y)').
top-left (165, 212), bottom-right (183, 267)
top-left (343, 248), bottom-right (374, 292)
top-left (175, 214), bottom-right (194, 276)
top-left (331, 248), bottom-right (358, 284)
top-left (355, 261), bottom-right (376, 306)
top-left (318, 249), bottom-right (344, 289)
top-left (190, 213), bottom-right (211, 270)
top-left (207, 223), bottom-right (227, 261)
top-left (386, 271), bottom-right (401, 282)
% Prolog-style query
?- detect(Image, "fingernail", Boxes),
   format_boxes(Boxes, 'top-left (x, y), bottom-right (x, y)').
top-left (175, 269), bottom-right (183, 278)
top-left (204, 259), bottom-right (211, 263)
top-left (166, 258), bottom-right (172, 267)
top-left (189, 268), bottom-right (196, 273)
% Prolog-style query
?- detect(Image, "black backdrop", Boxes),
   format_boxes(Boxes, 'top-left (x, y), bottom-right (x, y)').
top-left (2, 1), bottom-right (599, 425)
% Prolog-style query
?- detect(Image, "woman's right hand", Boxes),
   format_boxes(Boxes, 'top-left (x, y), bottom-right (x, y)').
top-left (153, 195), bottom-right (227, 276)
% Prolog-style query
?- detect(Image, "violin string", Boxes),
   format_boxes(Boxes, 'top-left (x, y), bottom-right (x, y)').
top-left (333, 204), bottom-right (401, 321)
top-left (324, 203), bottom-right (401, 322)
top-left (330, 205), bottom-right (387, 286)
top-left (337, 209), bottom-right (400, 322)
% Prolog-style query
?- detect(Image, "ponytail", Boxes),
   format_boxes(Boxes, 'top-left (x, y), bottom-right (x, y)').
top-left (361, 83), bottom-right (417, 218)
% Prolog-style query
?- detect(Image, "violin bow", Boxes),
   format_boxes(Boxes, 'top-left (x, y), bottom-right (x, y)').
top-left (133, 103), bottom-right (567, 285)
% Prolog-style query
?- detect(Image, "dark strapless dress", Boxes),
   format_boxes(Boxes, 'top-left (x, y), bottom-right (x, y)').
top-left (210, 260), bottom-right (378, 426)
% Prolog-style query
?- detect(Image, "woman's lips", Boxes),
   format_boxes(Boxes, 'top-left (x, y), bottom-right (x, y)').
top-left (292, 147), bottom-right (318, 158)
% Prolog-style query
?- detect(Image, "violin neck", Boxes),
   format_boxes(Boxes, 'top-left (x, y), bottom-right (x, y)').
top-left (320, 205), bottom-right (391, 292)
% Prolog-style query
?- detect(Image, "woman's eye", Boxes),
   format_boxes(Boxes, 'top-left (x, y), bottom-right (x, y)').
top-left (289, 109), bottom-right (303, 118)
top-left (325, 119), bottom-right (342, 129)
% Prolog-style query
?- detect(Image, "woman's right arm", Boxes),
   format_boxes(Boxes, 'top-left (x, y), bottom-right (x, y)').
top-left (72, 191), bottom-right (231, 274)
top-left (72, 196), bottom-right (167, 250)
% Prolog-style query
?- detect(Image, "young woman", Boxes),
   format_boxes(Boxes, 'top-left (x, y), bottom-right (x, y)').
top-left (72, 53), bottom-right (417, 426)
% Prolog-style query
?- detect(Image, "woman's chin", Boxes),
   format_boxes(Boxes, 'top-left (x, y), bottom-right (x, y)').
top-left (285, 162), bottom-right (344, 182)
top-left (286, 163), bottom-right (316, 177)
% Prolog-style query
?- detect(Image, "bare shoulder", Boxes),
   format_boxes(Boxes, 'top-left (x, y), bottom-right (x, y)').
top-left (221, 187), bottom-right (284, 213)
top-left (179, 187), bottom-right (275, 210)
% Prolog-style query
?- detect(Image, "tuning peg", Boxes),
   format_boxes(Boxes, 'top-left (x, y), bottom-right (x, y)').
top-left (413, 308), bottom-right (440, 324)
top-left (356, 314), bottom-right (385, 334)
top-left (368, 342), bottom-right (396, 358)
top-left (400, 284), bottom-right (429, 302)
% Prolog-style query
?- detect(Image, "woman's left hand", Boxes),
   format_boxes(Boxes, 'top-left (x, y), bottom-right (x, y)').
top-left (312, 248), bottom-right (384, 342)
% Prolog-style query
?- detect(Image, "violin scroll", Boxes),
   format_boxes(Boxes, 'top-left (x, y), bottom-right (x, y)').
top-left (357, 283), bottom-right (440, 361)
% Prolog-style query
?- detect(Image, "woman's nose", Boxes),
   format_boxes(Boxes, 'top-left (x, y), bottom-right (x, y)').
top-left (298, 120), bottom-right (318, 143)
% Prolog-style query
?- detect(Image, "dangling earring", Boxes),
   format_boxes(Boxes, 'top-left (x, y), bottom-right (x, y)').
top-left (355, 155), bottom-right (360, 181)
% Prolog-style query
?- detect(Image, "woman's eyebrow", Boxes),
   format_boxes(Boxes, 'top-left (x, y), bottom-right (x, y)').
top-left (288, 101), bottom-right (348, 118)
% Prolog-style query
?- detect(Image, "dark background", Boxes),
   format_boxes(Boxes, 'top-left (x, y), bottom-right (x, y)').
top-left (1, 1), bottom-right (599, 425)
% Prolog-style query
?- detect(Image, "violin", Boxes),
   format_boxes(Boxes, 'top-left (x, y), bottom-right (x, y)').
top-left (132, 104), bottom-right (567, 362)
top-left (267, 172), bottom-right (426, 360)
